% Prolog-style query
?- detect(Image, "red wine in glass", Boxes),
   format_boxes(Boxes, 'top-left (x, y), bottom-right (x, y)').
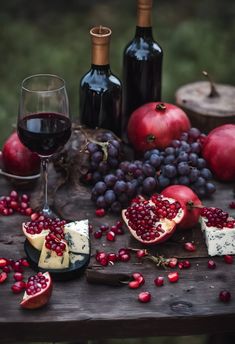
top-left (18, 112), bottom-right (71, 156)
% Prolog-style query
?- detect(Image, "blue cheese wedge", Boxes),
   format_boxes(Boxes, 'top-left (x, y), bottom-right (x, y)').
top-left (201, 216), bottom-right (235, 256)
top-left (38, 239), bottom-right (70, 269)
top-left (69, 252), bottom-right (85, 264)
top-left (64, 220), bottom-right (89, 255)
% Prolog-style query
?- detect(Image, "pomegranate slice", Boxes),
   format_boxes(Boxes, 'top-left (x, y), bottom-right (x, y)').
top-left (122, 195), bottom-right (184, 245)
top-left (20, 271), bottom-right (53, 310)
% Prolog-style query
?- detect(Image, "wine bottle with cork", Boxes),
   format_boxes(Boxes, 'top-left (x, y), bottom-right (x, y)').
top-left (79, 26), bottom-right (122, 136)
top-left (122, 0), bottom-right (163, 139)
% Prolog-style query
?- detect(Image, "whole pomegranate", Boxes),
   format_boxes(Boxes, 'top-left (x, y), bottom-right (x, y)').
top-left (127, 102), bottom-right (191, 152)
top-left (2, 132), bottom-right (40, 176)
top-left (160, 185), bottom-right (202, 230)
top-left (202, 124), bottom-right (235, 181)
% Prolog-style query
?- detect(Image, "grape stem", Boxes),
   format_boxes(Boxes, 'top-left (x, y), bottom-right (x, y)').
top-left (202, 70), bottom-right (219, 98)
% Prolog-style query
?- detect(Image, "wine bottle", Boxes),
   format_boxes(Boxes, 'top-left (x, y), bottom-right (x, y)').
top-left (80, 26), bottom-right (122, 136)
top-left (122, 0), bottom-right (163, 138)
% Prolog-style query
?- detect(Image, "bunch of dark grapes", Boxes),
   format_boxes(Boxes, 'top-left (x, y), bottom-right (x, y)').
top-left (84, 132), bottom-right (122, 184)
top-left (144, 127), bottom-right (216, 197)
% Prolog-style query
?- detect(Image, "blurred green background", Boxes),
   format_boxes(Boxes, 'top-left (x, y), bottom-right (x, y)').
top-left (0, 0), bottom-right (234, 147)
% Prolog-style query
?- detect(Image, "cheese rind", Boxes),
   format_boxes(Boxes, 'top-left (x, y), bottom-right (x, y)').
top-left (200, 217), bottom-right (235, 256)
top-left (64, 220), bottom-right (89, 255)
top-left (38, 240), bottom-right (70, 269)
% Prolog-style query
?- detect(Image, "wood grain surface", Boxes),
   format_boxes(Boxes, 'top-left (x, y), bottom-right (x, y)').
top-left (1, 174), bottom-right (235, 343)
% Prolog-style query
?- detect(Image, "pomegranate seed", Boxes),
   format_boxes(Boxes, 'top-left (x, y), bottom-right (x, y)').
top-left (10, 201), bottom-right (18, 210)
top-left (0, 258), bottom-right (8, 268)
top-left (21, 194), bottom-right (29, 202)
top-left (219, 290), bottom-right (231, 303)
top-left (95, 208), bottom-right (106, 217)
top-left (119, 253), bottom-right (131, 262)
top-left (10, 190), bottom-right (18, 200)
top-left (118, 248), bottom-right (129, 256)
top-left (132, 272), bottom-right (145, 286)
top-left (182, 260), bottom-right (191, 269)
top-left (100, 257), bottom-right (108, 266)
top-left (0, 272), bottom-right (8, 283)
top-left (136, 249), bottom-right (148, 259)
top-left (224, 255), bottom-right (233, 264)
top-left (2, 266), bottom-right (11, 273)
top-left (13, 261), bottom-right (23, 272)
top-left (178, 262), bottom-right (184, 270)
top-left (19, 258), bottom-right (30, 267)
top-left (110, 225), bottom-right (118, 233)
top-left (167, 258), bottom-right (178, 268)
top-left (116, 220), bottom-right (123, 228)
top-left (11, 281), bottom-right (26, 294)
top-left (129, 280), bottom-right (140, 289)
top-left (154, 276), bottom-right (164, 287)
top-left (100, 224), bottom-right (109, 232)
top-left (95, 252), bottom-right (106, 262)
top-left (13, 272), bottom-right (24, 281)
top-left (229, 202), bottom-right (235, 209)
top-left (2, 208), bottom-right (9, 216)
top-left (107, 253), bottom-right (118, 263)
top-left (31, 213), bottom-right (39, 221)
top-left (25, 208), bottom-right (33, 216)
top-left (115, 227), bottom-right (124, 235)
top-left (138, 291), bottom-right (151, 303)
top-left (106, 231), bottom-right (116, 242)
top-left (20, 202), bottom-right (28, 209)
top-left (168, 272), bottom-right (179, 283)
top-left (184, 242), bottom-right (196, 252)
top-left (94, 229), bottom-right (102, 239)
top-left (208, 259), bottom-right (216, 269)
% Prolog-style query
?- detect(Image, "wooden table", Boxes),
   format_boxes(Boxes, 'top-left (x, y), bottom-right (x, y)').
top-left (1, 175), bottom-right (235, 343)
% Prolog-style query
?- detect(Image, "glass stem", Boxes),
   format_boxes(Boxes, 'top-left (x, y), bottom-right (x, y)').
top-left (41, 157), bottom-right (50, 216)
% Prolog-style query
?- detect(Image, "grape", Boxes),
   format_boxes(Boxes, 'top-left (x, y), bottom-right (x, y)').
top-left (200, 168), bottom-right (212, 180)
top-left (91, 187), bottom-right (98, 200)
top-left (126, 182), bottom-right (137, 197)
top-left (171, 139), bottom-right (181, 148)
top-left (163, 164), bottom-right (177, 178)
top-left (150, 149), bottom-right (160, 155)
top-left (177, 162), bottom-right (190, 176)
top-left (108, 145), bottom-right (118, 158)
top-left (90, 161), bottom-right (99, 170)
top-left (135, 168), bottom-right (143, 177)
top-left (143, 163), bottom-right (155, 177)
top-left (111, 201), bottom-right (122, 213)
top-left (130, 179), bottom-right (138, 189)
top-left (197, 158), bottom-right (207, 169)
top-left (108, 158), bottom-right (119, 168)
top-left (119, 161), bottom-right (129, 173)
top-left (196, 187), bottom-right (206, 197)
top-left (91, 151), bottom-right (103, 163)
top-left (188, 153), bottom-right (198, 166)
top-left (95, 181), bottom-right (107, 195)
top-left (180, 132), bottom-right (189, 141)
top-left (179, 142), bottom-right (191, 152)
top-left (164, 155), bottom-right (175, 164)
top-left (142, 177), bottom-right (157, 194)
top-left (96, 196), bottom-right (106, 208)
top-left (188, 127), bottom-right (201, 140)
top-left (92, 171), bottom-right (102, 183)
top-left (177, 152), bottom-right (188, 162)
top-left (87, 142), bottom-right (99, 153)
top-left (189, 168), bottom-right (200, 182)
top-left (98, 161), bottom-right (109, 174)
top-left (194, 176), bottom-right (206, 187)
top-left (110, 140), bottom-right (120, 150)
top-left (104, 174), bottom-right (117, 187)
top-left (165, 147), bottom-right (175, 155)
top-left (149, 154), bottom-right (161, 168)
top-left (114, 180), bottom-right (127, 194)
top-left (206, 182), bottom-right (216, 195)
top-left (128, 163), bottom-right (137, 174)
top-left (116, 169), bottom-right (125, 180)
top-left (101, 132), bottom-right (114, 141)
top-left (190, 142), bottom-right (201, 154)
top-left (178, 176), bottom-right (190, 185)
top-left (104, 190), bottom-right (116, 205)
top-left (137, 175), bottom-right (144, 185)
top-left (134, 160), bottom-right (143, 169)
top-left (144, 151), bottom-right (151, 160)
top-left (158, 175), bottom-right (170, 188)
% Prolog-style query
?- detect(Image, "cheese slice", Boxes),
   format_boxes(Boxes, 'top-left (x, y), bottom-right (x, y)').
top-left (64, 220), bottom-right (89, 255)
top-left (38, 239), bottom-right (70, 269)
top-left (22, 223), bottom-right (49, 251)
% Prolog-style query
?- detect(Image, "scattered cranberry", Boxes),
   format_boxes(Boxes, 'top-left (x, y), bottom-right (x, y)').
top-left (95, 208), bottom-right (106, 217)
top-left (13, 272), bottom-right (24, 281)
top-left (168, 272), bottom-right (179, 283)
top-left (0, 258), bottom-right (8, 268)
top-left (208, 259), bottom-right (216, 269)
top-left (138, 291), bottom-right (151, 303)
top-left (94, 229), bottom-right (102, 239)
top-left (154, 276), bottom-right (164, 287)
top-left (224, 255), bottom-right (233, 264)
top-left (184, 242), bottom-right (196, 252)
top-left (11, 281), bottom-right (26, 294)
top-left (0, 272), bottom-right (8, 283)
top-left (106, 231), bottom-right (116, 242)
top-left (167, 258), bottom-right (178, 268)
top-left (136, 249), bottom-right (148, 259)
top-left (129, 280), bottom-right (140, 289)
top-left (219, 290), bottom-right (231, 303)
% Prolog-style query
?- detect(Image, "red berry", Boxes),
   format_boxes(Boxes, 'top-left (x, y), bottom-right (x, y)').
top-left (129, 280), bottom-right (140, 289)
top-left (208, 259), bottom-right (216, 269)
top-left (106, 231), bottom-right (116, 242)
top-left (13, 272), bottom-right (24, 281)
top-left (224, 255), bottom-right (233, 264)
top-left (154, 276), bottom-right (164, 287)
top-left (219, 290), bottom-right (231, 303)
top-left (95, 208), bottom-right (106, 217)
top-left (168, 272), bottom-right (179, 283)
top-left (0, 258), bottom-right (8, 268)
top-left (184, 242), bottom-right (196, 252)
top-left (94, 229), bottom-right (102, 239)
top-left (138, 291), bottom-right (151, 303)
top-left (0, 272), bottom-right (8, 283)
top-left (136, 249), bottom-right (148, 259)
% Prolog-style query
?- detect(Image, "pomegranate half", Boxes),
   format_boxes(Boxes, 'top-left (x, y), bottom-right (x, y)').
top-left (122, 195), bottom-right (184, 244)
top-left (127, 102), bottom-right (191, 152)
top-left (20, 271), bottom-right (53, 309)
top-left (160, 185), bottom-right (202, 230)
top-left (202, 124), bottom-right (235, 181)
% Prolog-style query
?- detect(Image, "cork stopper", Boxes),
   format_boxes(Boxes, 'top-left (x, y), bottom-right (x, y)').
top-left (137, 0), bottom-right (152, 27)
top-left (90, 26), bottom-right (112, 66)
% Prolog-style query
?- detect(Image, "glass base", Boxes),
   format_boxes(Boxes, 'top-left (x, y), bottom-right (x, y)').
top-left (41, 205), bottom-right (57, 219)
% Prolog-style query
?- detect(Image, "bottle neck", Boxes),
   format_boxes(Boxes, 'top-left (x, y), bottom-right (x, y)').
top-left (137, 0), bottom-right (152, 27)
top-left (91, 64), bottom-right (111, 73)
top-left (135, 26), bottom-right (153, 38)
top-left (91, 42), bottom-right (110, 66)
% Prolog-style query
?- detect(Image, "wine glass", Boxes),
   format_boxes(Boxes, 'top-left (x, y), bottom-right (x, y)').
top-left (17, 74), bottom-right (71, 217)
